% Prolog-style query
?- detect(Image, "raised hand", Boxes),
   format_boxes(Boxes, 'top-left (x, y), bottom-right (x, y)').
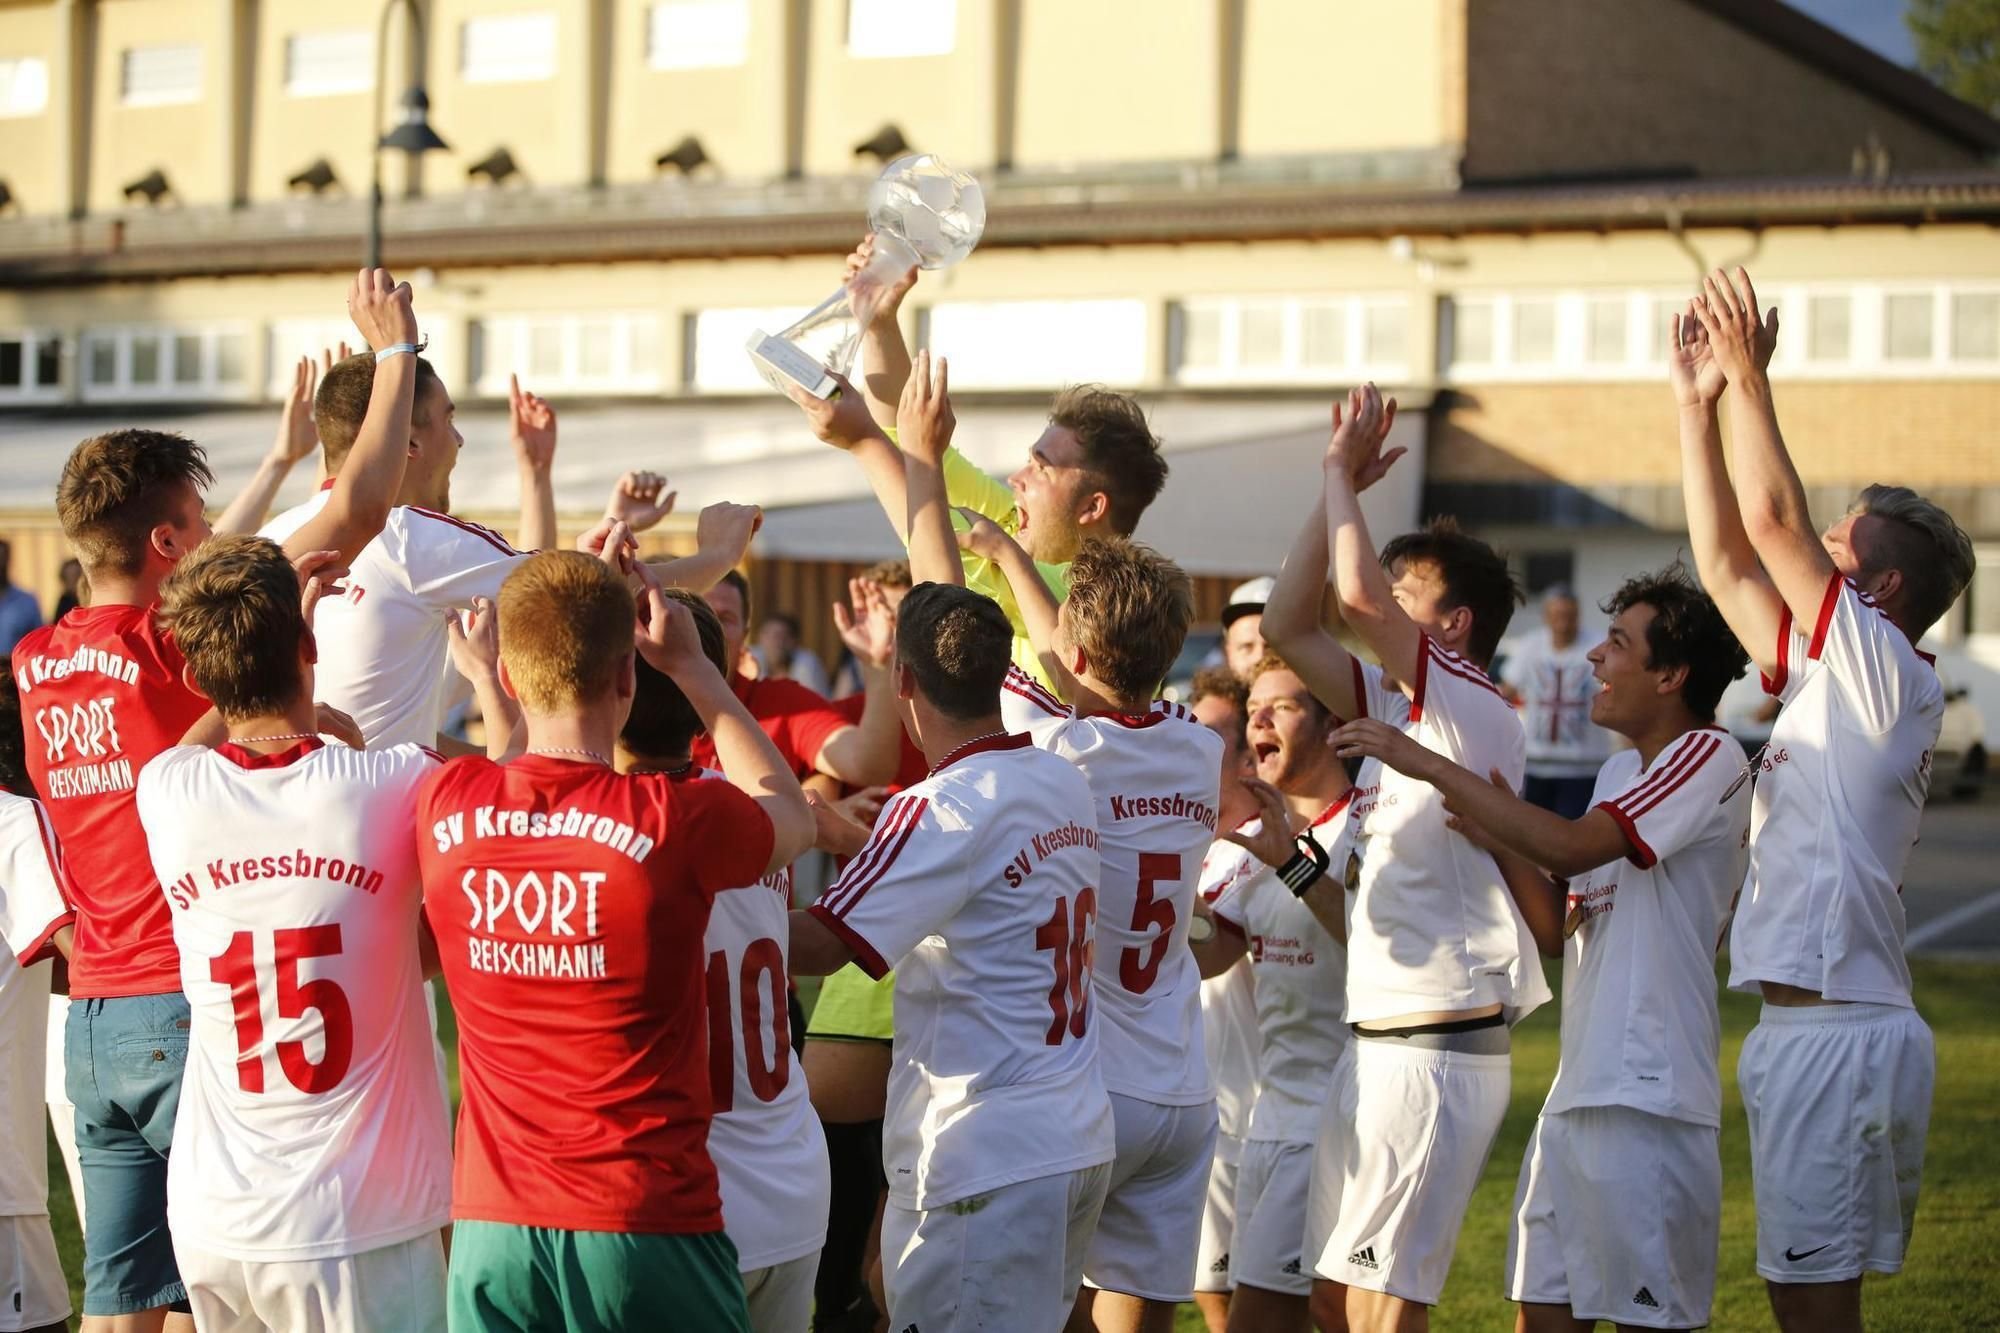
top-left (446, 596), bottom-right (501, 685)
top-left (783, 370), bottom-right (884, 450)
top-left (833, 785), bottom-right (890, 828)
top-left (833, 577), bottom-right (897, 670)
top-left (1693, 267), bottom-right (1779, 388)
top-left (291, 549), bottom-right (348, 627)
top-left (317, 341), bottom-right (356, 377)
top-left (1666, 305), bottom-right (1728, 409)
top-left (605, 470), bottom-right (677, 531)
top-left (1218, 776), bottom-right (1300, 869)
top-left (806, 789), bottom-right (875, 858)
top-left (953, 506), bottom-right (1017, 564)
top-left (576, 517), bottom-right (637, 575)
top-left (509, 374), bottom-right (558, 472)
top-left (896, 350), bottom-right (954, 464)
top-left (636, 584), bottom-right (711, 678)
top-left (695, 501), bottom-right (763, 566)
top-left (274, 356), bottom-right (321, 464)
top-left (844, 232), bottom-right (919, 326)
top-left (313, 703), bottom-right (365, 750)
top-left (345, 267), bottom-right (417, 352)
top-left (1325, 383), bottom-right (1402, 492)
top-left (1332, 717), bottom-right (1437, 779)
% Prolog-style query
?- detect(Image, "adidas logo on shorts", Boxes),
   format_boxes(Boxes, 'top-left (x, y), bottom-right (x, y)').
top-left (1347, 1245), bottom-right (1381, 1271)
top-left (1210, 1252), bottom-right (1230, 1274)
top-left (1632, 1287), bottom-right (1661, 1310)
top-left (1282, 1258), bottom-right (1302, 1276)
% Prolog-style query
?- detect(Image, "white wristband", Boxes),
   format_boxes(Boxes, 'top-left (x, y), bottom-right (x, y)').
top-left (374, 342), bottom-right (417, 363)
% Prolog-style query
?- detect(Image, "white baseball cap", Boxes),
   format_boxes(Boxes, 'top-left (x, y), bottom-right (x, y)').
top-left (1222, 576), bottom-right (1275, 626)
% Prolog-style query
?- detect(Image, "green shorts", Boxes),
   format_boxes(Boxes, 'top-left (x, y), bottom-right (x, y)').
top-left (447, 1220), bottom-right (749, 1333)
top-left (804, 962), bottom-right (895, 1043)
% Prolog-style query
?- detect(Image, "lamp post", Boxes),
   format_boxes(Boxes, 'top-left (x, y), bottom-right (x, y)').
top-left (367, 0), bottom-right (449, 269)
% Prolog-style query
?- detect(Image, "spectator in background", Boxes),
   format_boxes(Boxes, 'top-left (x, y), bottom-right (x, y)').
top-left (1222, 576), bottom-right (1273, 680)
top-left (832, 560), bottom-right (913, 698)
top-left (0, 540), bottom-right (43, 653)
top-left (753, 612), bottom-right (833, 697)
top-left (1500, 585), bottom-right (1612, 818)
top-left (51, 559), bottom-right (85, 622)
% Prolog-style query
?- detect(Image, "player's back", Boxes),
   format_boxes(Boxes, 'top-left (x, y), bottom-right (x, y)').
top-left (136, 739), bottom-right (450, 1259)
top-left (1030, 704), bottom-right (1223, 1106)
top-left (263, 494), bottom-right (524, 748)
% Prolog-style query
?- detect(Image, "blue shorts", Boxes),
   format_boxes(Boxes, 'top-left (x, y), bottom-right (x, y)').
top-left (66, 993), bottom-right (193, 1316)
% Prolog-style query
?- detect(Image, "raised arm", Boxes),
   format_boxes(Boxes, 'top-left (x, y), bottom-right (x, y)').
top-left (278, 270), bottom-right (418, 569)
top-left (602, 470), bottom-right (678, 533)
top-left (1261, 497), bottom-right (1362, 721)
top-left (900, 350), bottom-right (964, 589)
top-left (637, 586), bottom-right (814, 873)
top-left (960, 513), bottom-right (1072, 696)
top-left (1323, 385), bottom-right (1423, 692)
top-left (1669, 305), bottom-right (1786, 676)
top-left (1695, 268), bottom-right (1838, 634)
top-left (508, 374), bottom-right (560, 553)
top-left (642, 502), bottom-right (762, 596)
top-left (215, 355), bottom-right (320, 535)
top-left (1219, 778), bottom-right (1348, 946)
top-left (445, 596), bottom-right (522, 761)
top-left (845, 234), bottom-right (920, 432)
top-left (787, 371), bottom-right (913, 543)
top-left (813, 577), bottom-right (903, 788)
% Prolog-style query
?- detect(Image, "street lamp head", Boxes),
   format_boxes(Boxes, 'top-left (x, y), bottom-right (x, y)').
top-left (379, 86), bottom-right (449, 155)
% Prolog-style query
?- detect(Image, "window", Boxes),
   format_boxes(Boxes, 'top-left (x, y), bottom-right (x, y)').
top-left (688, 307), bottom-right (797, 392)
top-left (1650, 297), bottom-right (1685, 361)
top-left (87, 336), bottom-right (117, 387)
top-left (1952, 292), bottom-right (2000, 362)
top-left (131, 334), bottom-right (162, 385)
top-left (1883, 293), bottom-right (1934, 361)
top-left (172, 334), bottom-right (204, 385)
top-left (1175, 295), bottom-right (1410, 385)
top-left (285, 30), bottom-right (372, 97)
top-left (0, 331), bottom-right (64, 403)
top-left (1806, 294), bottom-right (1850, 362)
top-left (848, 0), bottom-right (955, 58)
top-left (121, 45), bottom-right (202, 107)
top-left (474, 314), bottom-right (664, 394)
top-left (1585, 297), bottom-right (1627, 364)
top-left (1971, 549), bottom-right (2000, 639)
top-left (461, 13), bottom-right (557, 84)
top-left (1449, 299), bottom-right (1495, 365)
top-left (648, 1), bottom-right (749, 70)
top-left (0, 57), bottom-right (49, 118)
top-left (79, 326), bottom-right (254, 402)
top-left (0, 341), bottom-right (20, 388)
top-left (928, 300), bottom-right (1148, 389)
top-left (1512, 299), bottom-right (1557, 364)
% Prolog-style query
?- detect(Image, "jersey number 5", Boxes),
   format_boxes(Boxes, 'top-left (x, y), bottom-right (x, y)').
top-left (1119, 852), bottom-right (1182, 994)
top-left (706, 939), bottom-right (790, 1113)
top-left (1034, 888), bottom-right (1098, 1046)
top-left (210, 926), bottom-right (354, 1095)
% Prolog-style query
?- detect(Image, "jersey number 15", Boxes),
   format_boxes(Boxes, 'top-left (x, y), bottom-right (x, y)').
top-left (211, 926), bottom-right (354, 1095)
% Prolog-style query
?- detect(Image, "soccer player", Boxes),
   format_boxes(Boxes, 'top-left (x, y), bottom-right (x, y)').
top-left (1498, 586), bottom-right (1612, 818)
top-left (787, 246), bottom-right (1171, 697)
top-left (614, 590), bottom-right (831, 1333)
top-left (1333, 565), bottom-right (1752, 1332)
top-left (15, 266), bottom-right (427, 1332)
top-left (136, 535), bottom-right (452, 1331)
top-left (1184, 657), bottom-right (1357, 1333)
top-left (788, 581), bottom-right (1117, 1332)
top-left (1677, 268), bottom-right (1974, 1333)
top-left (0, 670), bottom-right (76, 1333)
top-left (1260, 384), bottom-right (1547, 1333)
top-left (901, 354), bottom-right (1221, 1332)
top-left (1183, 668), bottom-right (1261, 1333)
top-left (417, 551), bottom-right (813, 1332)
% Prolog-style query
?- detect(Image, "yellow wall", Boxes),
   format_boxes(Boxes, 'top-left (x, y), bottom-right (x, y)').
top-left (87, 0), bottom-right (220, 214)
top-left (1238, 0), bottom-right (1457, 158)
top-left (426, 0), bottom-right (590, 189)
top-left (243, 0), bottom-right (386, 205)
top-left (799, 0), bottom-right (997, 175)
top-left (1011, 0), bottom-right (1216, 167)
top-left (605, 0), bottom-right (790, 183)
top-left (0, 1), bottom-right (62, 215)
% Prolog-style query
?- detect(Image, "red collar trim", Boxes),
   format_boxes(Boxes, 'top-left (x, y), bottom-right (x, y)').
top-left (216, 737), bottom-right (325, 769)
top-left (929, 731), bottom-right (1032, 776)
top-left (1310, 788), bottom-right (1356, 828)
top-left (1916, 647), bottom-right (1937, 667)
top-left (318, 477), bottom-right (336, 492)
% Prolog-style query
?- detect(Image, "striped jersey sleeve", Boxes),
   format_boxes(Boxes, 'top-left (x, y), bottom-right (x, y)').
top-left (807, 791), bottom-right (963, 978)
top-left (1594, 727), bottom-right (1737, 870)
top-left (0, 792), bottom-right (75, 966)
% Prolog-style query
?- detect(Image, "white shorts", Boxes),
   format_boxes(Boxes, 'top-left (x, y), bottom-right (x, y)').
top-left (1082, 1094), bottom-right (1217, 1302)
top-left (0, 1214), bottom-right (70, 1332)
top-left (174, 1231), bottom-right (447, 1333)
top-left (882, 1162), bottom-right (1112, 1333)
top-left (1739, 1001), bottom-right (1934, 1284)
top-left (1232, 1138), bottom-right (1315, 1296)
top-left (46, 996), bottom-right (84, 1235)
top-left (1506, 1106), bottom-right (1721, 1328)
top-left (1193, 1139), bottom-right (1241, 1294)
top-left (742, 1251), bottom-right (818, 1333)
top-left (1305, 1038), bottom-right (1510, 1305)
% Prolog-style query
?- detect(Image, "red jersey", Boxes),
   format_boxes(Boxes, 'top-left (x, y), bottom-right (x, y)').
top-left (832, 691), bottom-right (927, 792)
top-left (689, 673), bottom-right (848, 781)
top-left (417, 754), bottom-right (774, 1234)
top-left (14, 605), bottom-right (212, 997)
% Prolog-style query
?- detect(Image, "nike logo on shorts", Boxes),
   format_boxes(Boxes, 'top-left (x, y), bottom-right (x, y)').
top-left (1785, 1243), bottom-right (1832, 1262)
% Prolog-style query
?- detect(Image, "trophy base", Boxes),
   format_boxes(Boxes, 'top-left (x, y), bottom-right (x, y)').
top-left (747, 331), bottom-right (840, 399)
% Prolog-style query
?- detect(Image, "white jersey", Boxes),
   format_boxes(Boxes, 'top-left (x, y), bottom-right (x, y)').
top-left (1198, 832), bottom-right (1262, 1150)
top-left (1346, 643), bottom-right (1550, 1025)
top-left (1544, 729), bottom-right (1749, 1127)
top-left (1500, 630), bottom-right (1613, 777)
top-left (1209, 795), bottom-right (1355, 1144)
top-left (681, 769), bottom-right (830, 1272)
top-left (136, 740), bottom-right (453, 1260)
top-left (1027, 702), bottom-right (1222, 1106)
top-left (0, 793), bottom-right (71, 1217)
top-left (1730, 577), bottom-right (1943, 1006)
top-left (263, 488), bottom-right (529, 748)
top-left (1000, 662), bottom-right (1065, 736)
top-left (808, 733), bottom-right (1115, 1210)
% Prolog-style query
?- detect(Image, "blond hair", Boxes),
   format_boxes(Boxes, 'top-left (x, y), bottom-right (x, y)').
top-left (56, 430), bottom-right (214, 575)
top-left (1061, 537), bottom-right (1193, 701)
top-left (158, 535), bottom-right (306, 720)
top-left (498, 552), bottom-right (635, 712)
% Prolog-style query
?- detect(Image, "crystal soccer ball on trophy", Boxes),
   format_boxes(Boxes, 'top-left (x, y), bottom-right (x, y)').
top-left (747, 154), bottom-right (987, 399)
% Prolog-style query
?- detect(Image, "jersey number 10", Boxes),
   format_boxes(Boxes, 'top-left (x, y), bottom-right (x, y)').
top-left (210, 926), bottom-right (355, 1095)
top-left (706, 938), bottom-right (790, 1112)
top-left (1035, 888), bottom-right (1098, 1046)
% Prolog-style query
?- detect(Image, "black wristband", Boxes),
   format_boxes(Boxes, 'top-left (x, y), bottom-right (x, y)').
top-left (1280, 832), bottom-right (1332, 896)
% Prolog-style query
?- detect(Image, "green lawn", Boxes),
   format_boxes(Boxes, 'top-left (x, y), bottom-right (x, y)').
top-left (44, 962), bottom-right (2000, 1330)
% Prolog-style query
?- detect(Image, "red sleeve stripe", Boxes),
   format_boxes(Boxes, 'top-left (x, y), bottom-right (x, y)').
top-left (1211, 911), bottom-right (1246, 939)
top-left (1409, 634), bottom-right (1433, 723)
top-left (1805, 575), bottom-right (1844, 663)
top-left (1425, 640), bottom-right (1509, 701)
top-left (406, 506), bottom-right (522, 556)
top-left (1611, 734), bottom-right (1724, 823)
top-left (819, 794), bottom-right (929, 918)
top-left (31, 800), bottom-right (73, 911)
top-left (417, 745), bottom-right (446, 765)
top-left (1349, 657), bottom-right (1369, 721)
top-left (806, 903), bottom-right (892, 979)
top-left (1596, 800), bottom-right (1657, 870)
top-left (1003, 668), bottom-right (1065, 718)
top-left (1761, 604), bottom-right (1794, 696)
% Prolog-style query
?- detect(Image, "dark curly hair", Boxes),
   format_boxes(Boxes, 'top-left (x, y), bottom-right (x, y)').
top-left (1601, 562), bottom-right (1748, 721)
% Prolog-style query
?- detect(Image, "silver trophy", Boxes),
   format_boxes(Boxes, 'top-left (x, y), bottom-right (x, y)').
top-left (747, 153), bottom-right (986, 398)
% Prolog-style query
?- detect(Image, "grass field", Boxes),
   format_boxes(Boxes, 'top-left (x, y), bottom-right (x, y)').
top-left (44, 960), bottom-right (2000, 1331)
